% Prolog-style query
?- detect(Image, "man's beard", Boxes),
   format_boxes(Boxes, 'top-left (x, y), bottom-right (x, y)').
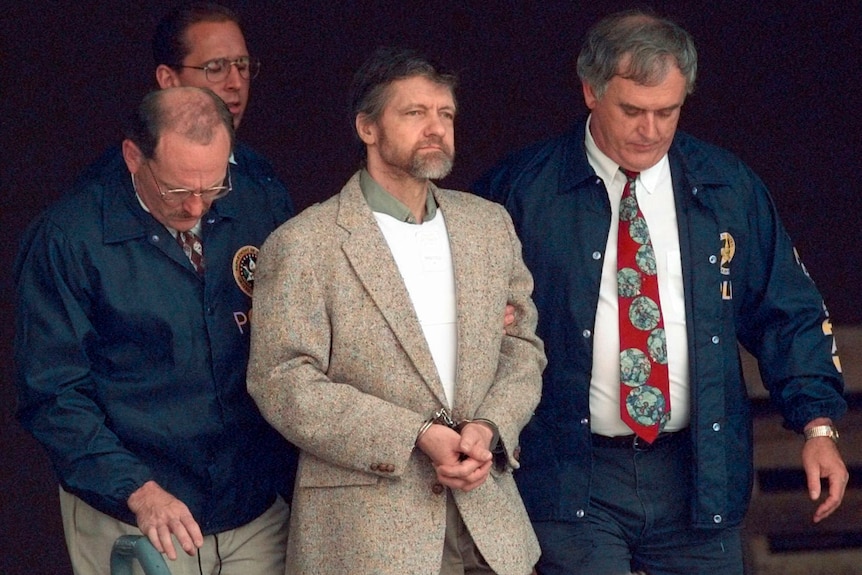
top-left (409, 147), bottom-right (454, 180)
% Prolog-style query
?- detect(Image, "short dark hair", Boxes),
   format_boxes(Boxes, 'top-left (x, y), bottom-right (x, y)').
top-left (125, 87), bottom-right (235, 160)
top-left (577, 9), bottom-right (697, 98)
top-left (350, 46), bottom-right (458, 125)
top-left (153, 2), bottom-right (242, 69)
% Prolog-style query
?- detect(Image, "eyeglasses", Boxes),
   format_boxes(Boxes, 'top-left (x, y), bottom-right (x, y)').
top-left (179, 56), bottom-right (261, 82)
top-left (146, 162), bottom-right (232, 204)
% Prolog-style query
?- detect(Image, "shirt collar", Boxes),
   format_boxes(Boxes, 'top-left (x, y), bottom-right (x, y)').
top-left (359, 168), bottom-right (438, 223)
top-left (584, 114), bottom-right (668, 195)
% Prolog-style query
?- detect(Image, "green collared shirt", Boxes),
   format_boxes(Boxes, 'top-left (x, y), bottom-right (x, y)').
top-left (359, 169), bottom-right (438, 224)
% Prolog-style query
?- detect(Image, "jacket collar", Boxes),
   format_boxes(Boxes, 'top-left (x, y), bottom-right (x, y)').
top-left (560, 116), bottom-right (735, 195)
top-left (554, 118), bottom-right (599, 194)
top-left (100, 149), bottom-right (241, 244)
top-left (101, 166), bottom-right (156, 244)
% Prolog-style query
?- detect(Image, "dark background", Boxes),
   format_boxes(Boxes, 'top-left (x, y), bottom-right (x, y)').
top-left (2, 2), bottom-right (860, 572)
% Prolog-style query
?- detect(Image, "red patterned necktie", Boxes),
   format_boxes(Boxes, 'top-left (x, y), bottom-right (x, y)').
top-left (178, 230), bottom-right (205, 274)
top-left (617, 169), bottom-right (670, 443)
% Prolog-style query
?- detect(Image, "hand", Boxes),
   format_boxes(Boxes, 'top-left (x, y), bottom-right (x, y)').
top-left (415, 423), bottom-right (463, 467)
top-left (442, 421), bottom-right (494, 491)
top-left (435, 456), bottom-right (493, 492)
top-left (801, 421), bottom-right (849, 523)
top-left (503, 304), bottom-right (516, 333)
top-left (127, 480), bottom-right (203, 560)
top-left (416, 423), bottom-right (492, 492)
top-left (458, 421), bottom-right (494, 462)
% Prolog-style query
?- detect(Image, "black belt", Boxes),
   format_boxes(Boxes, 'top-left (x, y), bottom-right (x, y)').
top-left (591, 430), bottom-right (687, 451)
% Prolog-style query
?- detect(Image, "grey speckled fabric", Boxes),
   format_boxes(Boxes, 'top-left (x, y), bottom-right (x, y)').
top-left (248, 172), bottom-right (546, 575)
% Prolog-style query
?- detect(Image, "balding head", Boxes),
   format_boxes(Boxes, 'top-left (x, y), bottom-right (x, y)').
top-left (124, 86), bottom-right (235, 161)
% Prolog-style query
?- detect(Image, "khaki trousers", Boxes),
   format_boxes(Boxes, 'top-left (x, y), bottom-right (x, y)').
top-left (440, 492), bottom-right (498, 575)
top-left (59, 488), bottom-right (289, 575)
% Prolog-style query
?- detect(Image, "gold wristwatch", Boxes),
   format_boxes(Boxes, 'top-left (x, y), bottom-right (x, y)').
top-left (803, 425), bottom-right (839, 444)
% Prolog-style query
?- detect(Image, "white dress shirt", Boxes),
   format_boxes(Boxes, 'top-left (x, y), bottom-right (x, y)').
top-left (585, 116), bottom-right (691, 436)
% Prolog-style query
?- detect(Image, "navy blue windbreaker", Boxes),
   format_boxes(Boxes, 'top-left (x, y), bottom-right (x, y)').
top-left (15, 142), bottom-right (297, 533)
top-left (472, 119), bottom-right (845, 528)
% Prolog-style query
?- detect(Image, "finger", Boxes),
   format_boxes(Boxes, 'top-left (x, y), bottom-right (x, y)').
top-left (437, 457), bottom-right (483, 479)
top-left (143, 526), bottom-right (164, 554)
top-left (449, 460), bottom-right (493, 492)
top-left (436, 476), bottom-right (467, 490)
top-left (806, 469), bottom-right (822, 501)
top-left (436, 473), bottom-right (485, 492)
top-left (474, 457), bottom-right (493, 478)
top-left (459, 475), bottom-right (489, 492)
top-left (443, 453), bottom-right (493, 477)
top-left (504, 304), bottom-right (516, 328)
top-left (182, 515), bottom-right (205, 550)
top-left (814, 472), bottom-right (848, 523)
top-left (813, 492), bottom-right (841, 523)
top-left (465, 459), bottom-right (492, 484)
top-left (459, 441), bottom-right (492, 463)
top-left (458, 424), bottom-right (493, 460)
top-left (157, 525), bottom-right (178, 561)
top-left (169, 520), bottom-right (197, 556)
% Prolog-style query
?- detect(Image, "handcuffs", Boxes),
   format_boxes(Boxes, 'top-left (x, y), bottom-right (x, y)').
top-left (415, 407), bottom-right (502, 456)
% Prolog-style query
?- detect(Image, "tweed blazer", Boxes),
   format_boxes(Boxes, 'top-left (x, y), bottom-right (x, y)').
top-left (248, 172), bottom-right (545, 575)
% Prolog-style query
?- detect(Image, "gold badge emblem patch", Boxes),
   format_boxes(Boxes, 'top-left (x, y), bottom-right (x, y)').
top-left (719, 232), bottom-right (735, 300)
top-left (719, 232), bottom-right (735, 275)
top-left (233, 245), bottom-right (259, 297)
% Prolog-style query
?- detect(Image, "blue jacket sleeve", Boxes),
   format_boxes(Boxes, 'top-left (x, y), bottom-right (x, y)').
top-left (727, 162), bottom-right (845, 430)
top-left (14, 215), bottom-right (153, 511)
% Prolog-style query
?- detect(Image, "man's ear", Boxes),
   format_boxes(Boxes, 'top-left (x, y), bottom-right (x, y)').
top-left (582, 82), bottom-right (599, 110)
top-left (355, 114), bottom-right (377, 145)
top-left (155, 64), bottom-right (181, 89)
top-left (121, 139), bottom-right (145, 174)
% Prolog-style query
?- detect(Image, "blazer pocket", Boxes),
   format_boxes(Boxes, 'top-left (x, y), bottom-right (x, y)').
top-left (297, 453), bottom-right (380, 488)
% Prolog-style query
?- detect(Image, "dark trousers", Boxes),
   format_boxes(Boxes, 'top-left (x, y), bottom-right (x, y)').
top-left (534, 432), bottom-right (743, 575)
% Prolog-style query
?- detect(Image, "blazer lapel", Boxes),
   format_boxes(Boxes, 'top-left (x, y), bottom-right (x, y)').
top-left (337, 173), bottom-right (447, 404)
top-left (434, 187), bottom-right (490, 415)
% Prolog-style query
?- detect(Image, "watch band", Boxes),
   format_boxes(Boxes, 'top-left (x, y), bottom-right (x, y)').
top-left (803, 425), bottom-right (839, 443)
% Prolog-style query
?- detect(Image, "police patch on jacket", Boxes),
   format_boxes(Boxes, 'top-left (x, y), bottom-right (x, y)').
top-left (233, 245), bottom-right (259, 297)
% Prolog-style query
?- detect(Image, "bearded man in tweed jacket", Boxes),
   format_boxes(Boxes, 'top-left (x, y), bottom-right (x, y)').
top-left (247, 47), bottom-right (546, 575)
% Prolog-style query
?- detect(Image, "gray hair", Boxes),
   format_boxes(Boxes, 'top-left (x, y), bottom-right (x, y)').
top-left (577, 10), bottom-right (697, 99)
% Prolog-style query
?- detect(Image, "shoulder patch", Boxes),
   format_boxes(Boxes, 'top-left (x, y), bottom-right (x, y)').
top-left (233, 245), bottom-right (259, 297)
